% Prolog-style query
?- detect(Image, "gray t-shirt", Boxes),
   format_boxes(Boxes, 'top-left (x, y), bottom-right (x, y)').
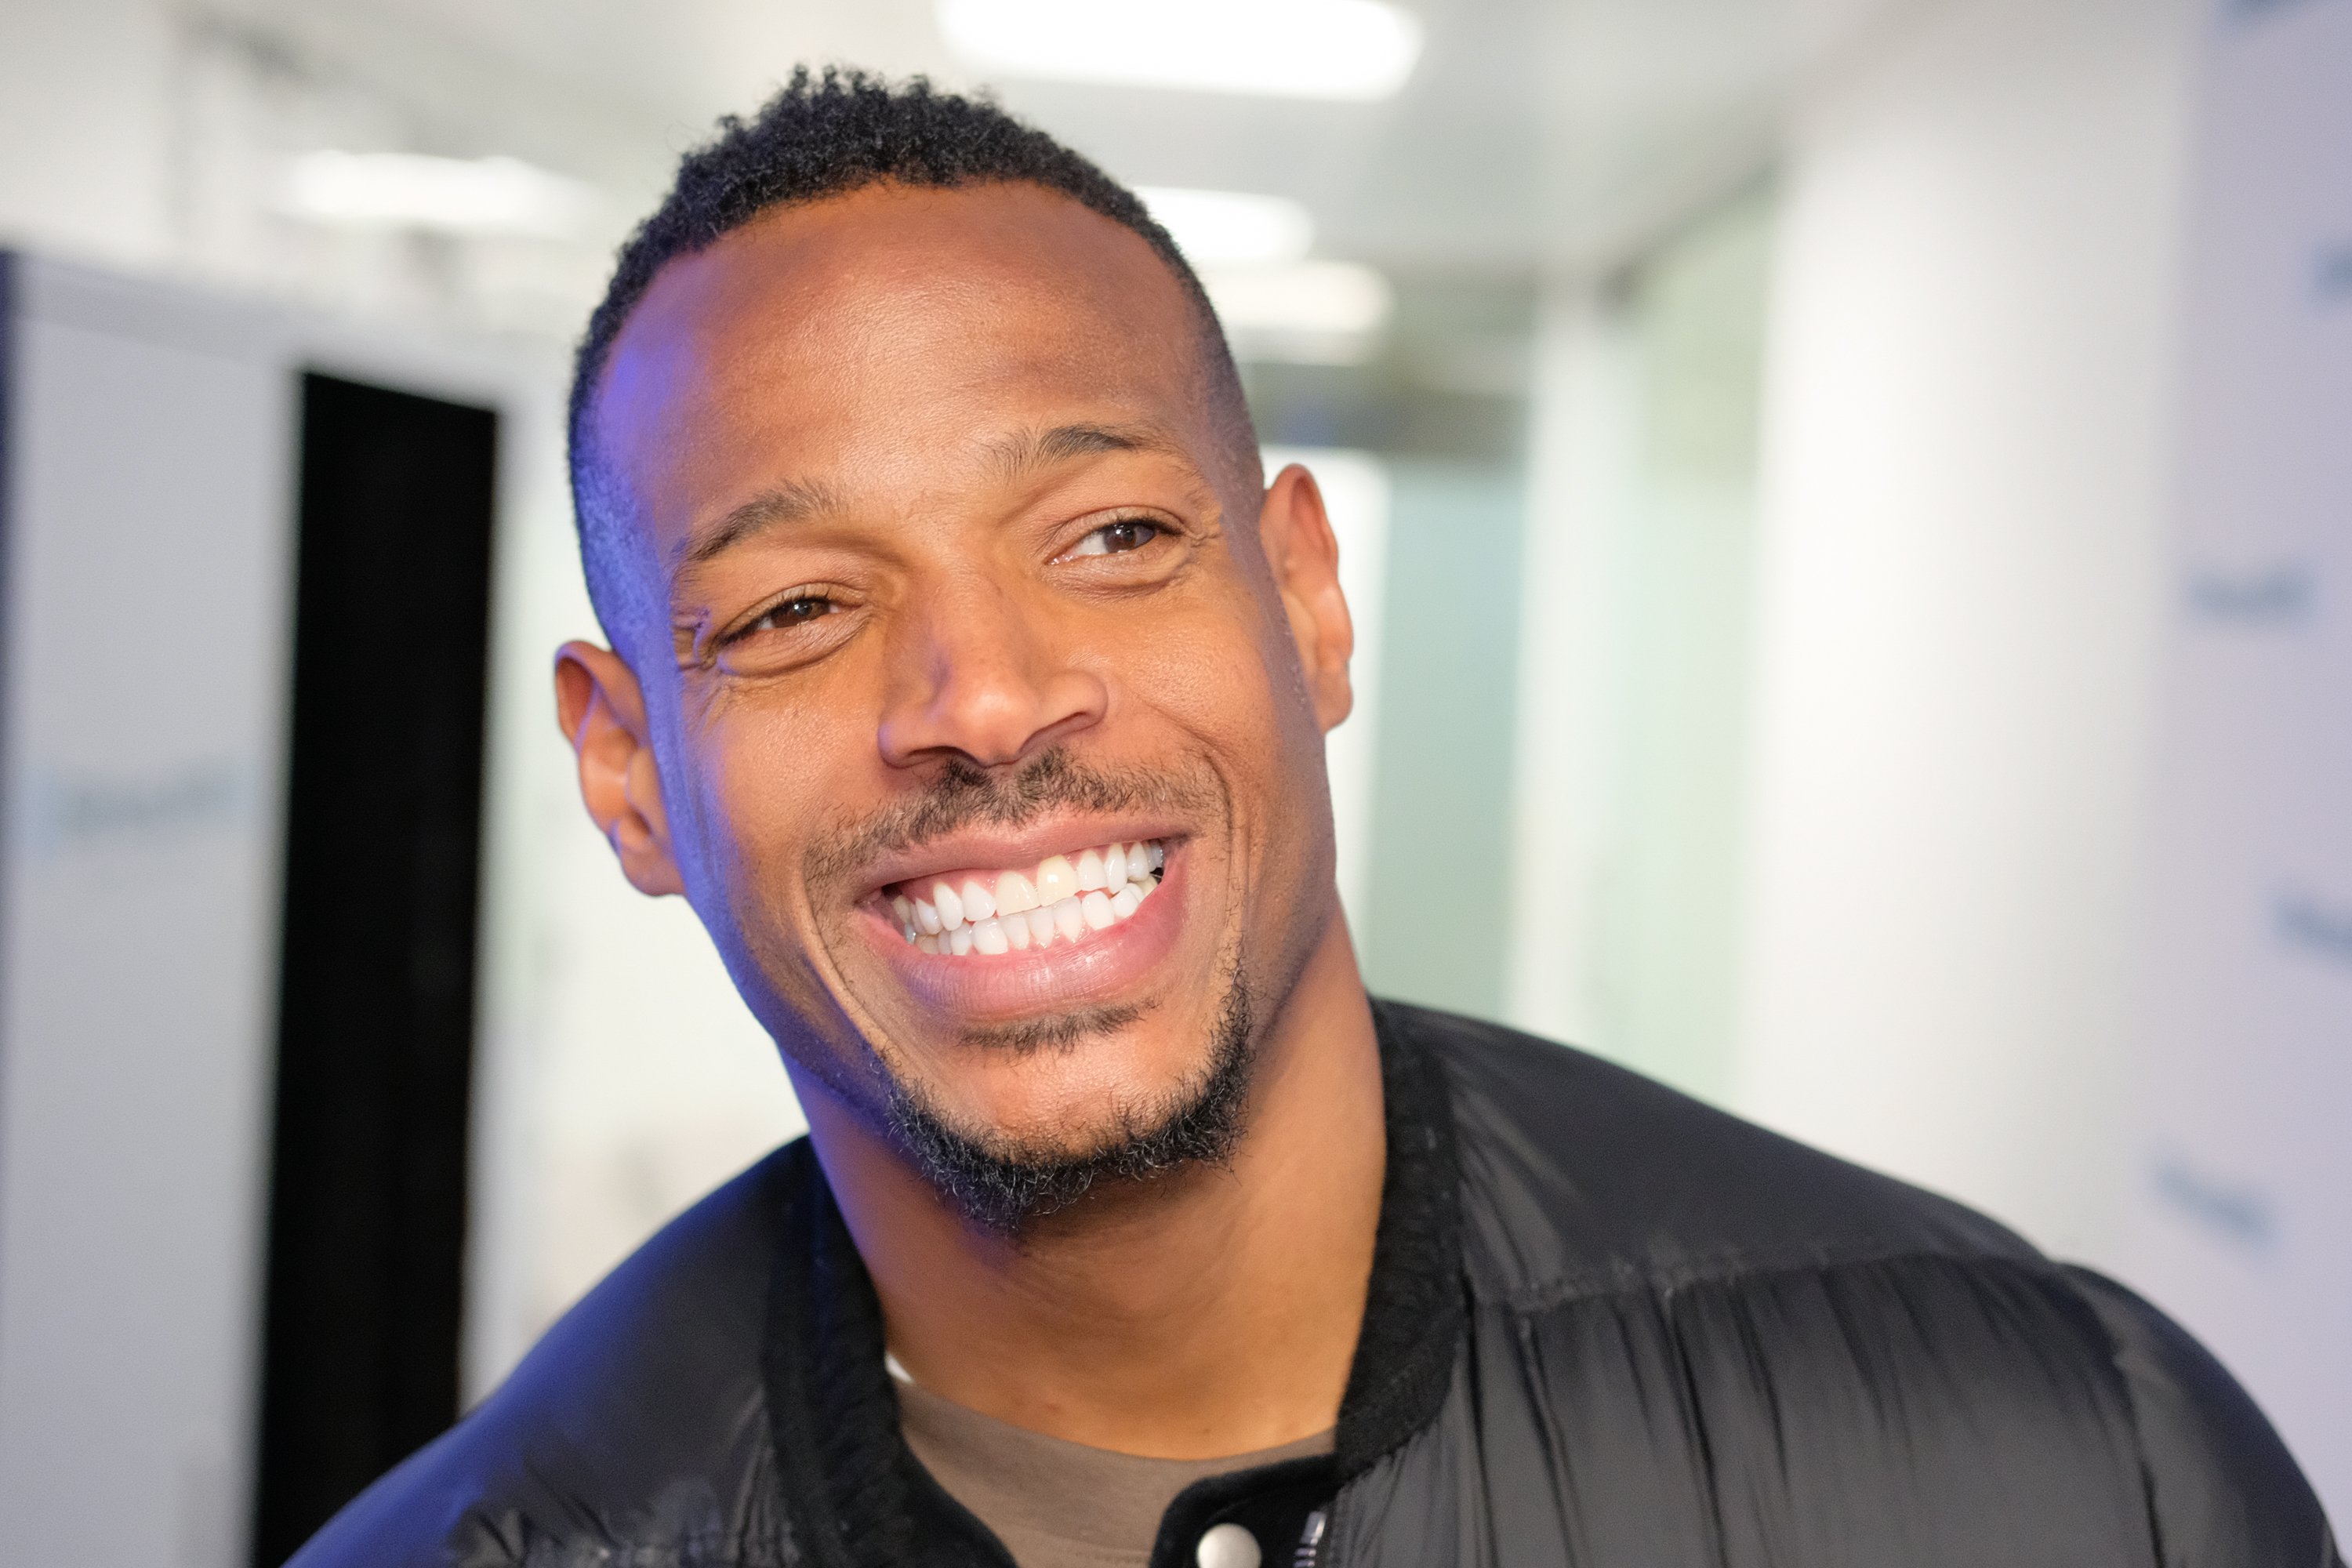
top-left (895, 1376), bottom-right (1334, 1568)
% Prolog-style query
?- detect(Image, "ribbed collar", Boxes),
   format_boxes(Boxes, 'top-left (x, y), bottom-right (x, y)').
top-left (760, 999), bottom-right (1467, 1568)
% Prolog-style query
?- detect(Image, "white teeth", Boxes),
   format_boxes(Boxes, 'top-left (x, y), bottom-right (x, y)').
top-left (995, 869), bottom-right (1039, 916)
top-left (1035, 855), bottom-right (1078, 904)
top-left (898, 838), bottom-right (1165, 959)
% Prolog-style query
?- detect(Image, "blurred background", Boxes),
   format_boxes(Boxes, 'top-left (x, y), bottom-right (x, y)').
top-left (0, 0), bottom-right (2346, 1561)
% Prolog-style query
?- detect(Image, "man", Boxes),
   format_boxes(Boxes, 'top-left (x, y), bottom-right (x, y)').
top-left (296, 69), bottom-right (2338, 1568)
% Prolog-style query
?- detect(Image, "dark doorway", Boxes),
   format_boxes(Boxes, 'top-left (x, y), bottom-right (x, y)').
top-left (252, 372), bottom-right (499, 1565)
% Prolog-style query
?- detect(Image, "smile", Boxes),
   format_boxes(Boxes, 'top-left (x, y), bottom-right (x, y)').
top-left (887, 840), bottom-right (1167, 958)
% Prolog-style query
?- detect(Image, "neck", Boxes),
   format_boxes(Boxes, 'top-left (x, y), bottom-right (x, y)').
top-left (796, 915), bottom-right (1386, 1460)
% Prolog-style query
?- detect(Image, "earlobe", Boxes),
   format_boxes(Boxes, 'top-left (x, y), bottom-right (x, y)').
top-left (554, 641), bottom-right (687, 897)
top-left (1259, 464), bottom-right (1358, 734)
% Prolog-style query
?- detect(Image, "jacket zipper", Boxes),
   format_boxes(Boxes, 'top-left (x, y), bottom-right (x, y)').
top-left (1294, 1508), bottom-right (1329, 1566)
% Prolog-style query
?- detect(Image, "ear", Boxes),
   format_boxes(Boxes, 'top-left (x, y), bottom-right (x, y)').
top-left (1258, 463), bottom-right (1356, 733)
top-left (555, 641), bottom-right (686, 897)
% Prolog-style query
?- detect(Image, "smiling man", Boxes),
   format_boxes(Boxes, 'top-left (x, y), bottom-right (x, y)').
top-left (292, 71), bottom-right (2338, 1568)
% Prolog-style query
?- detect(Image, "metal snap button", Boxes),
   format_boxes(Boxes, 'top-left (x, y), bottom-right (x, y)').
top-left (1196, 1521), bottom-right (1261, 1568)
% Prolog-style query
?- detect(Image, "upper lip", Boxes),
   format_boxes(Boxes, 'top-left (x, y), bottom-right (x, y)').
top-left (859, 814), bottom-right (1185, 899)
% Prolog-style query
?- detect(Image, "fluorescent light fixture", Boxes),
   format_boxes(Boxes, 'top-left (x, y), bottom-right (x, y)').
top-left (938, 0), bottom-right (1423, 100)
top-left (1206, 260), bottom-right (1392, 337)
top-left (1137, 187), bottom-right (1314, 266)
top-left (279, 151), bottom-right (602, 239)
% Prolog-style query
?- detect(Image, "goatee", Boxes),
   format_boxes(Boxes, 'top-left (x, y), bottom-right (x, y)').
top-left (881, 970), bottom-right (1255, 1236)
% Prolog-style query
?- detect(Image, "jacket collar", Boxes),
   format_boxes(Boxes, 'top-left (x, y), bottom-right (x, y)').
top-left (760, 998), bottom-right (1466, 1567)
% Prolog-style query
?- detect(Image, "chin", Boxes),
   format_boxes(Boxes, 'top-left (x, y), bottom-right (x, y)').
top-left (935, 1003), bottom-right (1218, 1145)
top-left (875, 964), bottom-right (1256, 1232)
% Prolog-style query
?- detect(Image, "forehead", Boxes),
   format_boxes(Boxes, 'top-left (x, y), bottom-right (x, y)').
top-left (590, 182), bottom-right (1218, 564)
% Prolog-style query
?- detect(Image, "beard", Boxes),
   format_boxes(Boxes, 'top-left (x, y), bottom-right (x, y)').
top-left (878, 964), bottom-right (1256, 1236)
top-left (799, 744), bottom-right (1258, 1233)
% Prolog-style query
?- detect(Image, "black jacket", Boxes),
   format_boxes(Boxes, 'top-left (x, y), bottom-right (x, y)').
top-left (292, 1003), bottom-right (2340, 1566)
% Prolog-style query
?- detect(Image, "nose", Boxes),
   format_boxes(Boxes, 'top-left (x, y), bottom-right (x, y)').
top-left (876, 580), bottom-right (1108, 771)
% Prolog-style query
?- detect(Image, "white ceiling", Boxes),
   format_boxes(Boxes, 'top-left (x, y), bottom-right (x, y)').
top-left (214, 0), bottom-right (1936, 277)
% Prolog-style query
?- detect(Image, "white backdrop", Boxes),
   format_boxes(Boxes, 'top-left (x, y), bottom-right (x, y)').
top-left (2125, 0), bottom-right (2352, 1526)
top-left (0, 255), bottom-right (554, 1568)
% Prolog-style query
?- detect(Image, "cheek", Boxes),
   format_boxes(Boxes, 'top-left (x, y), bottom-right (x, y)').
top-left (1118, 607), bottom-right (1334, 914)
top-left (1136, 599), bottom-right (1324, 782)
top-left (685, 695), bottom-right (859, 918)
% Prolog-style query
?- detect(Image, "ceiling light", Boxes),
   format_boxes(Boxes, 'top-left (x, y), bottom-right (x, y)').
top-left (1205, 260), bottom-right (1394, 362)
top-left (938, 0), bottom-right (1424, 101)
top-left (1207, 260), bottom-right (1392, 335)
top-left (1137, 187), bottom-right (1314, 266)
top-left (278, 152), bottom-right (602, 240)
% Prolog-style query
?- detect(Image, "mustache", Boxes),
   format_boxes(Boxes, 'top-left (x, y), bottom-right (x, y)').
top-left (804, 746), bottom-right (1216, 892)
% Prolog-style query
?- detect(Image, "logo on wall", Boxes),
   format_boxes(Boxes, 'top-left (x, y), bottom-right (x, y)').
top-left (2223, 0), bottom-right (2336, 31)
top-left (24, 763), bottom-right (250, 858)
top-left (2275, 890), bottom-right (2352, 968)
top-left (2185, 563), bottom-right (2314, 625)
top-left (2154, 1147), bottom-right (2267, 1260)
top-left (2151, 1149), bottom-right (2277, 1252)
top-left (2313, 243), bottom-right (2352, 303)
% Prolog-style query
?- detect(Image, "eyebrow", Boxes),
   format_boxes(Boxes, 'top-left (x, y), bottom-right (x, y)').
top-left (980, 420), bottom-right (1182, 479)
top-left (677, 477), bottom-right (845, 572)
top-left (676, 422), bottom-right (1185, 573)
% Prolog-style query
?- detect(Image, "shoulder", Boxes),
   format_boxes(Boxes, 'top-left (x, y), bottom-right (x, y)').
top-left (2062, 1269), bottom-right (2341, 1565)
top-left (1382, 1001), bottom-right (2040, 1305)
top-left (287, 1143), bottom-right (809, 1568)
top-left (1392, 1005), bottom-right (2342, 1559)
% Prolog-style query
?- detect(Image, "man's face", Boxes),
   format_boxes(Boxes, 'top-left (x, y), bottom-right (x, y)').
top-left (580, 182), bottom-right (1350, 1207)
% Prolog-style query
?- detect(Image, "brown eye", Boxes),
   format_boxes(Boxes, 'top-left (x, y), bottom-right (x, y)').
top-left (752, 593), bottom-right (833, 630)
top-left (1071, 518), bottom-right (1163, 557)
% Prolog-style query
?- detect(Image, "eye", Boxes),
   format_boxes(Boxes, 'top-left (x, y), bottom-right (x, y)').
top-left (746, 592), bottom-right (836, 633)
top-left (1068, 517), bottom-right (1164, 557)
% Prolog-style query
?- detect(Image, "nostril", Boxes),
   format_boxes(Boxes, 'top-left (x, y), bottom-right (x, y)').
top-left (878, 661), bottom-right (1109, 774)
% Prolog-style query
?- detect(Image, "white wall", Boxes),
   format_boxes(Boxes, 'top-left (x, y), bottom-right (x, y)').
top-left (1508, 195), bottom-right (1775, 1100)
top-left (0, 0), bottom-right (174, 267)
top-left (2124, 0), bottom-right (2352, 1523)
top-left (0, 260), bottom-right (292, 1568)
top-left (1507, 286), bottom-right (1635, 1051)
top-left (1734, 0), bottom-right (2198, 1269)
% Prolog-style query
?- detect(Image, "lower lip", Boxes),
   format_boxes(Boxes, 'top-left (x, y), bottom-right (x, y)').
top-left (864, 850), bottom-right (1188, 1023)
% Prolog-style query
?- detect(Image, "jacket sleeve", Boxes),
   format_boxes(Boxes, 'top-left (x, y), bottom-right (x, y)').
top-left (2064, 1267), bottom-right (2342, 1568)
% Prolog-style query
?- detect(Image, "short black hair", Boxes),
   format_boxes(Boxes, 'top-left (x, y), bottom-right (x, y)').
top-left (568, 66), bottom-right (1251, 641)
